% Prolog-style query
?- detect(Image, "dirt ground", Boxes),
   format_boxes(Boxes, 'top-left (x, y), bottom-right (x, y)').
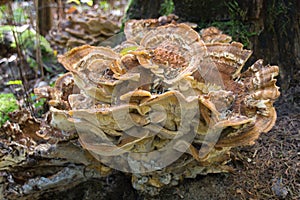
top-left (38, 83), bottom-right (299, 200)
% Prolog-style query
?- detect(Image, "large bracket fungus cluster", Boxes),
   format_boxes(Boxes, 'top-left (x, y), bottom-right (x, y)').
top-left (40, 19), bottom-right (280, 195)
top-left (46, 9), bottom-right (121, 54)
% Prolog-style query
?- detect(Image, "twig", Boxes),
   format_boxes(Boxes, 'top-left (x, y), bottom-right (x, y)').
top-left (6, 1), bottom-right (35, 118)
top-left (34, 0), bottom-right (44, 80)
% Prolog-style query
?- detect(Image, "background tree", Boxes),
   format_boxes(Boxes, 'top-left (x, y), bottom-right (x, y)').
top-left (37, 0), bottom-right (53, 36)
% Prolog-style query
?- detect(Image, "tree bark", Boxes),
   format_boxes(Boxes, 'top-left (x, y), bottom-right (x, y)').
top-left (37, 0), bottom-right (53, 36)
top-left (172, 0), bottom-right (300, 90)
top-left (125, 0), bottom-right (165, 20)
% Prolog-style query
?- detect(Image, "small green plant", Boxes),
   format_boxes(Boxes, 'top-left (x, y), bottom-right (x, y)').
top-left (99, 1), bottom-right (110, 11)
top-left (30, 93), bottom-right (46, 108)
top-left (159, 0), bottom-right (174, 16)
top-left (0, 3), bottom-right (29, 25)
top-left (13, 28), bottom-right (53, 54)
top-left (210, 20), bottom-right (257, 48)
top-left (30, 93), bottom-right (47, 117)
top-left (0, 5), bottom-right (7, 24)
top-left (226, 1), bottom-right (247, 21)
top-left (0, 25), bottom-right (53, 54)
top-left (0, 25), bottom-right (57, 72)
top-left (13, 7), bottom-right (29, 23)
top-left (266, 0), bottom-right (291, 36)
top-left (0, 93), bottom-right (19, 127)
top-left (7, 80), bottom-right (22, 85)
top-left (6, 79), bottom-right (23, 92)
top-left (201, 0), bottom-right (258, 48)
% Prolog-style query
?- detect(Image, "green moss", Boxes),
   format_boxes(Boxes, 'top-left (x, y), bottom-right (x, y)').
top-left (0, 93), bottom-right (18, 127)
top-left (209, 19), bottom-right (257, 48)
top-left (159, 0), bottom-right (174, 16)
top-left (266, 0), bottom-right (291, 36)
top-left (199, 1), bottom-right (258, 48)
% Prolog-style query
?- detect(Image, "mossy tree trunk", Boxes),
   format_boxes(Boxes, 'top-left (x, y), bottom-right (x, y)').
top-left (125, 0), bottom-right (165, 20)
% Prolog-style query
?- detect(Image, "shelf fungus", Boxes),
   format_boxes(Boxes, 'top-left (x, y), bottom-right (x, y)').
top-left (46, 8), bottom-right (121, 54)
top-left (40, 20), bottom-right (280, 195)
